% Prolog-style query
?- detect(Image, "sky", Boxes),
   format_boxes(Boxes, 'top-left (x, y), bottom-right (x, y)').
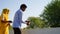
top-left (0, 0), bottom-right (52, 28)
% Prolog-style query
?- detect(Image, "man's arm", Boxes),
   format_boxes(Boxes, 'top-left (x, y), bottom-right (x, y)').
top-left (18, 11), bottom-right (30, 25)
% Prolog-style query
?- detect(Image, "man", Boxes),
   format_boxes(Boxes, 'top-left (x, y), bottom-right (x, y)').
top-left (13, 4), bottom-right (27, 34)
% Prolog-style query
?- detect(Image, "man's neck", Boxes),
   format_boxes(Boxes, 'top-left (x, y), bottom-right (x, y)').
top-left (20, 9), bottom-right (23, 12)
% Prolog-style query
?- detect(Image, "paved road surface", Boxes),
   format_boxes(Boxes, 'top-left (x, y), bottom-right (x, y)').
top-left (10, 28), bottom-right (60, 34)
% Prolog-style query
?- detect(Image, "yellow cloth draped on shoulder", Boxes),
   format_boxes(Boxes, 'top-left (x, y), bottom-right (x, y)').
top-left (0, 8), bottom-right (9, 34)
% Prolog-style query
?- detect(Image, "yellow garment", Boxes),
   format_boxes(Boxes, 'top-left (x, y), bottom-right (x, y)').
top-left (0, 14), bottom-right (9, 34)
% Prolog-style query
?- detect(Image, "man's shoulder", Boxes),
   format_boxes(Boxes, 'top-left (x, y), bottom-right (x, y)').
top-left (16, 10), bottom-right (20, 13)
top-left (17, 9), bottom-right (22, 12)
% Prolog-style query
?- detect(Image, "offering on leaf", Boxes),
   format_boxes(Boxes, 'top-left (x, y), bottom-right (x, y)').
top-left (25, 20), bottom-right (30, 25)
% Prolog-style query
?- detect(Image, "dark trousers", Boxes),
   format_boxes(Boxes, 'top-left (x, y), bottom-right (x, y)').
top-left (13, 28), bottom-right (21, 34)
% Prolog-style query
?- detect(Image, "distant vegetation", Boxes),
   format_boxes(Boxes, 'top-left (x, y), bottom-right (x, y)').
top-left (9, 26), bottom-right (13, 30)
top-left (40, 0), bottom-right (60, 27)
top-left (27, 17), bottom-right (46, 29)
top-left (27, 0), bottom-right (60, 29)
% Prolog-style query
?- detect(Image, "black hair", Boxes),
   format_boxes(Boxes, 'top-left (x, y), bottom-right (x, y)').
top-left (20, 4), bottom-right (27, 9)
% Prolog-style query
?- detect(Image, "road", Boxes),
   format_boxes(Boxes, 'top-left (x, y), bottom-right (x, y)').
top-left (10, 28), bottom-right (60, 34)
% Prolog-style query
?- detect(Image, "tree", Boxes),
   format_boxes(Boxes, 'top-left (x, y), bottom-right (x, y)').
top-left (40, 0), bottom-right (60, 27)
top-left (27, 17), bottom-right (46, 29)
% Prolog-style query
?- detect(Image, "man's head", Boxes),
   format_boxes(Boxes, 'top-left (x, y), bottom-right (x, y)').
top-left (20, 4), bottom-right (27, 12)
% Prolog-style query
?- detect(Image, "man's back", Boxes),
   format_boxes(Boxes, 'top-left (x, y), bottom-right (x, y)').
top-left (13, 9), bottom-right (22, 28)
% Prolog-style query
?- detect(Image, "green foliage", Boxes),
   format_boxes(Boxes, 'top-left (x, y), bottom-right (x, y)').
top-left (9, 26), bottom-right (13, 30)
top-left (27, 17), bottom-right (46, 29)
top-left (40, 0), bottom-right (60, 27)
